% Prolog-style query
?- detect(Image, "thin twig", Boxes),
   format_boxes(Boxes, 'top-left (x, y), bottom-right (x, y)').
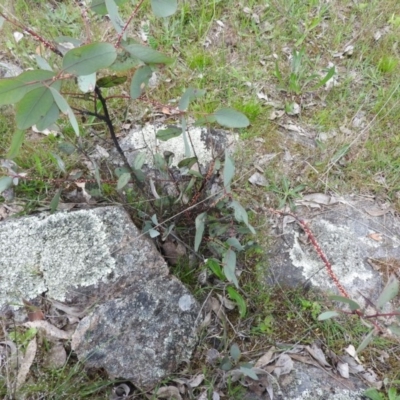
top-left (115, 0), bottom-right (146, 48)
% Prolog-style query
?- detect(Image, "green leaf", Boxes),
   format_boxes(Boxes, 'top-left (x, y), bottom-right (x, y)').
top-left (62, 42), bottom-right (117, 76)
top-left (178, 87), bottom-right (206, 111)
top-left (331, 144), bottom-right (350, 164)
top-left (49, 87), bottom-right (79, 136)
top-left (317, 311), bottom-right (340, 321)
top-left (77, 73), bottom-right (96, 93)
top-left (134, 152), bottom-right (146, 170)
top-left (0, 70), bottom-right (56, 106)
top-left (36, 102), bottom-right (60, 131)
top-left (356, 329), bottom-right (375, 353)
top-left (130, 65), bottom-right (153, 99)
top-left (214, 108), bottom-right (250, 128)
top-left (230, 343), bottom-right (241, 362)
top-left (226, 237), bottom-right (244, 251)
top-left (227, 286), bottom-right (247, 318)
top-left (363, 388), bottom-right (384, 400)
top-left (148, 228), bottom-right (160, 238)
top-left (117, 172), bottom-right (131, 190)
top-left (0, 16), bottom-right (5, 29)
top-left (376, 274), bottom-right (399, 309)
top-left (50, 189), bottom-right (62, 214)
top-left (205, 258), bottom-right (225, 280)
top-left (0, 176), bottom-right (13, 194)
top-left (90, 0), bottom-right (128, 15)
top-left (35, 55), bottom-right (53, 71)
top-left (181, 117), bottom-right (191, 157)
top-left (154, 153), bottom-right (168, 174)
top-left (123, 43), bottom-right (174, 64)
top-left (194, 212), bottom-right (207, 251)
top-left (105, 0), bottom-right (125, 38)
top-left (16, 86), bottom-right (55, 129)
top-left (388, 324), bottom-right (400, 336)
top-left (58, 142), bottom-right (75, 155)
top-left (156, 126), bottom-right (182, 141)
top-left (151, 0), bottom-right (177, 17)
top-left (110, 50), bottom-right (140, 71)
top-left (223, 151), bottom-right (235, 192)
top-left (223, 249), bottom-right (238, 288)
top-left (96, 75), bottom-right (127, 88)
top-left (310, 66), bottom-right (336, 91)
top-left (328, 295), bottom-right (361, 311)
top-left (178, 157), bottom-right (198, 169)
top-left (7, 130), bottom-right (25, 159)
top-left (229, 200), bottom-right (256, 234)
top-left (239, 366), bottom-right (258, 381)
top-left (51, 152), bottom-right (66, 173)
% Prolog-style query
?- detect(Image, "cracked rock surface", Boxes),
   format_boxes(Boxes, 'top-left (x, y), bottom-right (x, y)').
top-left (0, 206), bottom-right (200, 389)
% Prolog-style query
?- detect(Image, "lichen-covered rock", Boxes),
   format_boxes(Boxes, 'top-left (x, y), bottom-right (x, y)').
top-left (71, 276), bottom-right (199, 389)
top-left (267, 198), bottom-right (400, 307)
top-left (0, 206), bottom-right (200, 389)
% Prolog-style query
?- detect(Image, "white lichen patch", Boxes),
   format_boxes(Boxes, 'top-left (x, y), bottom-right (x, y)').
top-left (0, 210), bottom-right (115, 307)
top-left (120, 123), bottom-right (237, 168)
top-left (289, 219), bottom-right (374, 293)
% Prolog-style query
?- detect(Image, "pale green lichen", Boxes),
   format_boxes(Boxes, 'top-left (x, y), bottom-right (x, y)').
top-left (0, 210), bottom-right (116, 307)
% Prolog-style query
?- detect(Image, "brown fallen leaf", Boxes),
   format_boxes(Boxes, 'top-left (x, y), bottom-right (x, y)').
top-left (156, 386), bottom-right (182, 400)
top-left (16, 337), bottom-right (37, 390)
top-left (367, 232), bottom-right (382, 242)
top-left (22, 298), bottom-right (45, 322)
top-left (23, 321), bottom-right (72, 340)
top-left (255, 346), bottom-right (276, 368)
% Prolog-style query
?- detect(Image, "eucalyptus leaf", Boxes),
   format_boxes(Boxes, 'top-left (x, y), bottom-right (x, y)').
top-left (62, 42), bottom-right (117, 76)
top-left (105, 0), bottom-right (125, 38)
top-left (214, 108), bottom-right (250, 128)
top-left (229, 200), bottom-right (256, 234)
top-left (195, 212), bottom-right (207, 251)
top-left (223, 249), bottom-right (238, 288)
top-left (148, 228), bottom-right (160, 238)
top-left (151, 0), bottom-right (177, 17)
top-left (230, 343), bottom-right (241, 362)
top-left (96, 75), bottom-right (127, 88)
top-left (356, 329), bottom-right (375, 353)
top-left (51, 152), bottom-right (66, 173)
top-left (123, 43), bottom-right (173, 64)
top-left (328, 295), bottom-right (361, 311)
top-left (35, 102), bottom-right (60, 131)
top-left (376, 274), bottom-right (399, 309)
top-left (58, 142), bottom-right (76, 155)
top-left (239, 366), bottom-right (258, 380)
top-left (35, 55), bottom-right (53, 71)
top-left (130, 65), bottom-right (153, 99)
top-left (7, 130), bottom-right (25, 159)
top-left (317, 311), bottom-right (340, 321)
top-left (49, 87), bottom-right (79, 136)
top-left (178, 87), bottom-right (206, 111)
top-left (77, 73), bottom-right (96, 93)
top-left (156, 126), bottom-right (182, 141)
top-left (16, 86), bottom-right (54, 129)
top-left (181, 117), bottom-right (191, 157)
top-left (178, 157), bottom-right (198, 169)
top-left (134, 152), bottom-right (146, 170)
top-left (90, 0), bottom-right (128, 15)
top-left (50, 189), bottom-right (62, 213)
top-left (0, 70), bottom-right (56, 106)
top-left (117, 172), bottom-right (131, 190)
top-left (110, 51), bottom-right (140, 71)
top-left (223, 151), bottom-right (235, 192)
top-left (226, 237), bottom-right (244, 251)
top-left (0, 176), bottom-right (13, 194)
